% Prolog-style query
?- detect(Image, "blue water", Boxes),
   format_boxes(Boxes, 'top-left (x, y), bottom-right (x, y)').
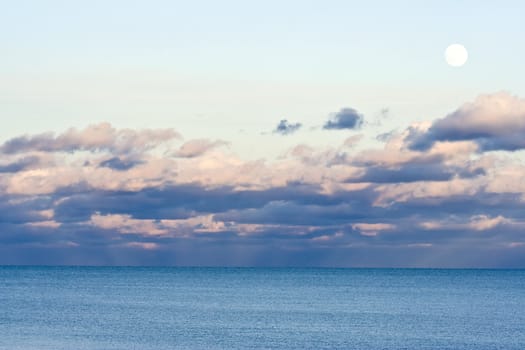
top-left (0, 267), bottom-right (524, 349)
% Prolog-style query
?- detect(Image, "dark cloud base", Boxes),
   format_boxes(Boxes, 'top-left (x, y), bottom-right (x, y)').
top-left (2, 244), bottom-right (524, 268)
top-left (1, 183), bottom-right (524, 267)
top-left (324, 108), bottom-right (364, 130)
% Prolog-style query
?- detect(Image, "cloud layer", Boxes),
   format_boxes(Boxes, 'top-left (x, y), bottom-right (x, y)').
top-left (1, 92), bottom-right (525, 267)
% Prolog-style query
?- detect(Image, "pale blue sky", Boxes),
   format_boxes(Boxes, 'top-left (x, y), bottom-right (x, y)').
top-left (2, 0), bottom-right (524, 158)
top-left (3, 1), bottom-right (525, 267)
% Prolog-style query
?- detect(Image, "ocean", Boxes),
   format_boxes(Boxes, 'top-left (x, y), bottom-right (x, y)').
top-left (1, 267), bottom-right (524, 349)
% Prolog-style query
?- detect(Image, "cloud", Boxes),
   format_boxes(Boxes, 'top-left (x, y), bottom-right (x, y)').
top-left (343, 135), bottom-right (363, 148)
top-left (89, 213), bottom-right (169, 236)
top-left (323, 108), bottom-right (364, 130)
top-left (0, 156), bottom-right (40, 173)
top-left (125, 242), bottom-right (159, 250)
top-left (352, 223), bottom-right (395, 237)
top-left (273, 119), bottom-right (302, 135)
top-left (0, 123), bottom-right (180, 155)
top-left (376, 130), bottom-right (396, 142)
top-left (346, 162), bottom-right (485, 184)
top-left (173, 139), bottom-right (228, 158)
top-left (409, 92), bottom-right (525, 151)
top-left (99, 157), bottom-right (143, 171)
top-left (420, 215), bottom-right (512, 232)
top-left (2, 97), bottom-right (525, 268)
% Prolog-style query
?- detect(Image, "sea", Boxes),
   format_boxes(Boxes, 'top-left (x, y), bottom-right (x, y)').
top-left (0, 267), bottom-right (524, 350)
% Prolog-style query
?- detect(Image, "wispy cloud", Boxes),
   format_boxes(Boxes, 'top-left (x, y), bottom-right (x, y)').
top-left (173, 139), bottom-right (229, 158)
top-left (0, 123), bottom-right (180, 155)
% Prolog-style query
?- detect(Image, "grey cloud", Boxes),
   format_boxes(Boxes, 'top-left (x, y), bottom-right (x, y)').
top-left (0, 156), bottom-right (40, 173)
top-left (2, 178), bottom-right (525, 267)
top-left (323, 108), bottom-right (364, 130)
top-left (273, 119), bottom-right (302, 135)
top-left (347, 163), bottom-right (485, 184)
top-left (99, 157), bottom-right (143, 171)
top-left (376, 130), bottom-right (396, 142)
top-left (0, 195), bottom-right (53, 224)
top-left (215, 201), bottom-right (367, 226)
top-left (173, 139), bottom-right (228, 158)
top-left (53, 183), bottom-right (349, 223)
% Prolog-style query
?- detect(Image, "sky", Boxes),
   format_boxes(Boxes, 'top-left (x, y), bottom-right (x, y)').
top-left (1, 0), bottom-right (525, 267)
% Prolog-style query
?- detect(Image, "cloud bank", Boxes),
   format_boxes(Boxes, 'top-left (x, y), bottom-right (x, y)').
top-left (1, 92), bottom-right (525, 267)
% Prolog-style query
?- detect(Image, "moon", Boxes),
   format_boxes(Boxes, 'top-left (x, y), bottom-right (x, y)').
top-left (445, 44), bottom-right (468, 67)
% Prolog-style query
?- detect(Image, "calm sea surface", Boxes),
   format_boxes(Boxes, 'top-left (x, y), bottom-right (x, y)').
top-left (0, 267), bottom-right (524, 349)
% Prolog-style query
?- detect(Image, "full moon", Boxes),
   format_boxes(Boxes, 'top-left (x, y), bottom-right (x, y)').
top-left (445, 44), bottom-right (468, 67)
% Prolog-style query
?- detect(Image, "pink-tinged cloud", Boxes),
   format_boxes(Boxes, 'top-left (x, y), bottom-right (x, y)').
top-left (0, 123), bottom-right (180, 155)
top-left (352, 223), bottom-right (396, 236)
top-left (2, 93), bottom-right (525, 267)
top-left (409, 92), bottom-right (525, 151)
top-left (420, 215), bottom-right (513, 231)
top-left (173, 139), bottom-right (229, 158)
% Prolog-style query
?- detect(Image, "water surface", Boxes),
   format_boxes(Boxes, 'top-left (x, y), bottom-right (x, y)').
top-left (1, 267), bottom-right (524, 349)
